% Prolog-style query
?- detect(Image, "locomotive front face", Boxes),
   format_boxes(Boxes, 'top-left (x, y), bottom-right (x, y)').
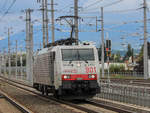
top-left (59, 46), bottom-right (100, 99)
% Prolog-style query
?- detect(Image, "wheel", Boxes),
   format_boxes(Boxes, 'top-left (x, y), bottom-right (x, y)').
top-left (54, 90), bottom-right (59, 99)
top-left (45, 86), bottom-right (48, 96)
top-left (41, 86), bottom-right (44, 95)
top-left (46, 91), bottom-right (48, 96)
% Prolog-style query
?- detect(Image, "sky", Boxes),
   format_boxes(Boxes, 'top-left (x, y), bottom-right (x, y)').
top-left (0, 0), bottom-right (150, 52)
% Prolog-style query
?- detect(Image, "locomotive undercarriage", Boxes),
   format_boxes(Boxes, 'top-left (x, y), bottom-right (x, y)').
top-left (58, 80), bottom-right (100, 99)
top-left (33, 80), bottom-right (100, 99)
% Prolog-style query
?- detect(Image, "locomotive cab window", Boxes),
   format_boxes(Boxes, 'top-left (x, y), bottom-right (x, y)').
top-left (62, 49), bottom-right (95, 61)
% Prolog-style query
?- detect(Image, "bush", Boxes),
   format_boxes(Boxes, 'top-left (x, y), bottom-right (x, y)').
top-left (109, 64), bottom-right (125, 73)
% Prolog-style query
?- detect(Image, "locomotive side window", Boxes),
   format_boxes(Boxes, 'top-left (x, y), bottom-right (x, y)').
top-left (62, 49), bottom-right (95, 61)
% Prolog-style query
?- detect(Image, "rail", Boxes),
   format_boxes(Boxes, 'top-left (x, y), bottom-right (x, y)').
top-left (0, 76), bottom-right (101, 113)
top-left (1, 75), bottom-right (149, 112)
top-left (0, 92), bottom-right (30, 113)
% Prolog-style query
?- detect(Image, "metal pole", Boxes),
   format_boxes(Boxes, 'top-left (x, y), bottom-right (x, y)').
top-left (26, 9), bottom-right (33, 84)
top-left (15, 40), bottom-right (18, 79)
top-left (74, 0), bottom-right (78, 45)
top-left (1, 49), bottom-right (5, 76)
top-left (26, 9), bottom-right (29, 80)
top-left (51, 0), bottom-right (55, 43)
top-left (26, 10), bottom-right (28, 50)
top-left (106, 33), bottom-right (110, 83)
top-left (31, 24), bottom-right (33, 53)
top-left (3, 49), bottom-right (6, 76)
top-left (101, 7), bottom-right (105, 78)
top-left (0, 51), bottom-right (1, 76)
top-left (42, 0), bottom-right (46, 47)
top-left (20, 48), bottom-right (23, 79)
top-left (143, 0), bottom-right (148, 79)
top-left (40, 43), bottom-right (42, 50)
top-left (45, 0), bottom-right (49, 45)
top-left (8, 28), bottom-right (11, 77)
top-left (96, 16), bottom-right (98, 32)
top-left (28, 24), bottom-right (33, 84)
top-left (107, 56), bottom-right (110, 83)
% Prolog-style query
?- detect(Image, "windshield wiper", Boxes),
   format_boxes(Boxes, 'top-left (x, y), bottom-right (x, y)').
top-left (84, 60), bottom-right (88, 64)
top-left (80, 58), bottom-right (88, 63)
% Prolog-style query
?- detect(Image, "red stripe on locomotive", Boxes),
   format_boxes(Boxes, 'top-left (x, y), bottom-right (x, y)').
top-left (62, 74), bottom-right (97, 81)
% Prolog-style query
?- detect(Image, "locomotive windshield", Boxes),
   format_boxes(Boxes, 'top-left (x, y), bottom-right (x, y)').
top-left (62, 49), bottom-right (95, 61)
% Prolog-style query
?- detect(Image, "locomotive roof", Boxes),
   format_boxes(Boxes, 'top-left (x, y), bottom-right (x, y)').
top-left (37, 44), bottom-right (96, 55)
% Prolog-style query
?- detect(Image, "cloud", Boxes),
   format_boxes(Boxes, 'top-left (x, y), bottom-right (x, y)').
top-left (0, 12), bottom-right (42, 38)
top-left (147, 1), bottom-right (150, 8)
top-left (0, 36), bottom-right (5, 40)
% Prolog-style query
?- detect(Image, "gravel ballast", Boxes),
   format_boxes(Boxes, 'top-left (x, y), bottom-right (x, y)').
top-left (0, 98), bottom-right (22, 113)
top-left (0, 80), bottom-right (81, 113)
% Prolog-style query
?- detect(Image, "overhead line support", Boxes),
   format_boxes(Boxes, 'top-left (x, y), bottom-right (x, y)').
top-left (74, 0), bottom-right (79, 45)
top-left (143, 0), bottom-right (148, 79)
top-left (101, 7), bottom-right (105, 78)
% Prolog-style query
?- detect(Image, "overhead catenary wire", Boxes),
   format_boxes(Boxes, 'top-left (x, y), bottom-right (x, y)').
top-left (0, 0), bottom-right (5, 13)
top-left (57, 3), bottom-right (73, 14)
top-left (79, 8), bottom-right (141, 14)
top-left (104, 18), bottom-right (150, 30)
top-left (83, 0), bottom-right (103, 9)
top-left (0, 0), bottom-right (8, 13)
top-left (104, 8), bottom-right (142, 13)
top-left (56, 15), bottom-right (147, 30)
top-left (0, 0), bottom-right (16, 22)
top-left (103, 0), bottom-right (124, 8)
top-left (81, 0), bottom-right (124, 13)
top-left (0, 0), bottom-right (148, 51)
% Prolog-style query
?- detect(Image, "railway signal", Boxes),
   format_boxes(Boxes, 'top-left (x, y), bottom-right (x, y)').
top-left (106, 38), bottom-right (111, 83)
top-left (106, 39), bottom-right (111, 57)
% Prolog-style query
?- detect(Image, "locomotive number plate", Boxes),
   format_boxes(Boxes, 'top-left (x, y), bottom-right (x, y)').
top-left (86, 67), bottom-right (96, 73)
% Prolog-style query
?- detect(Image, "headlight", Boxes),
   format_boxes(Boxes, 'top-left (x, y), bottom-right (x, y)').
top-left (63, 75), bottom-right (71, 79)
top-left (91, 75), bottom-right (95, 78)
top-left (88, 75), bottom-right (95, 79)
top-left (64, 75), bottom-right (68, 79)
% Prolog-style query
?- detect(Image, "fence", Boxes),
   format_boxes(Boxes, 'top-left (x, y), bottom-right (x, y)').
top-left (97, 81), bottom-right (150, 108)
top-left (1, 67), bottom-right (26, 80)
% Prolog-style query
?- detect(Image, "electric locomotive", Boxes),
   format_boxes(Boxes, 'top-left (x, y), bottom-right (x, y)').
top-left (33, 38), bottom-right (100, 99)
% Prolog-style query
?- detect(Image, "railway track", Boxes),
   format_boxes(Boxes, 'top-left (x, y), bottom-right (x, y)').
top-left (0, 77), bottom-right (99, 113)
top-left (0, 76), bottom-right (133, 113)
top-left (0, 94), bottom-right (4, 98)
top-left (70, 99), bottom-right (132, 113)
top-left (86, 99), bottom-right (132, 113)
top-left (0, 92), bottom-right (31, 113)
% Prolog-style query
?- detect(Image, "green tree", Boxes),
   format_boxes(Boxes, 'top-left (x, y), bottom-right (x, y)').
top-left (134, 42), bottom-right (150, 72)
top-left (6, 53), bottom-right (26, 67)
top-left (134, 45), bottom-right (143, 72)
top-left (123, 44), bottom-right (133, 61)
top-left (115, 51), bottom-right (121, 62)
